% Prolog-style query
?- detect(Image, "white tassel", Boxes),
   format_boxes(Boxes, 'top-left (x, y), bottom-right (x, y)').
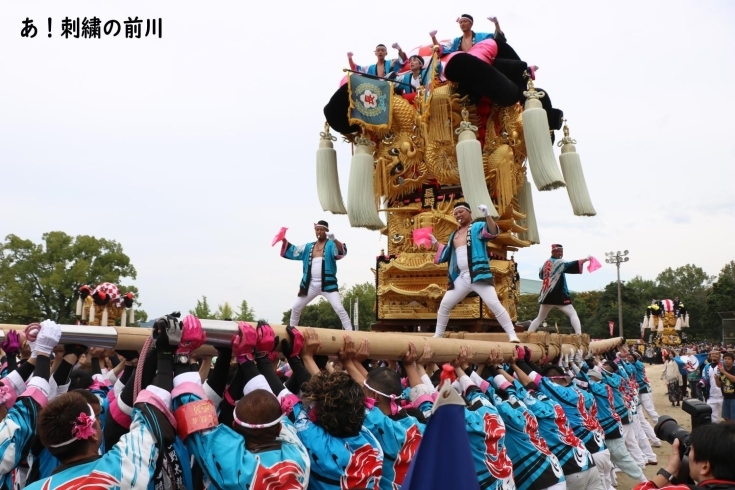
top-left (455, 108), bottom-right (499, 218)
top-left (101, 307), bottom-right (108, 327)
top-left (558, 121), bottom-right (596, 216)
top-left (522, 81), bottom-right (565, 191)
top-left (518, 176), bottom-right (540, 244)
top-left (75, 297), bottom-right (82, 316)
top-left (346, 136), bottom-right (385, 230)
top-left (120, 308), bottom-right (127, 327)
top-left (642, 315), bottom-right (649, 330)
top-left (675, 316), bottom-right (682, 331)
top-left (683, 313), bottom-right (689, 328)
top-left (316, 125), bottom-right (347, 214)
top-left (129, 306), bottom-right (135, 325)
top-left (89, 304), bottom-right (95, 324)
top-left (657, 317), bottom-right (663, 331)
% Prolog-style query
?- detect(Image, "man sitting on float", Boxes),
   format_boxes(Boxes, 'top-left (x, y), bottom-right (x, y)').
top-left (397, 54), bottom-right (443, 97)
top-left (347, 43), bottom-right (407, 78)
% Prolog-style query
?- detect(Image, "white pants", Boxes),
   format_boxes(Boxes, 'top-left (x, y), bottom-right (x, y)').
top-left (708, 398), bottom-right (723, 423)
top-left (528, 304), bottom-right (582, 334)
top-left (565, 467), bottom-right (604, 490)
top-left (435, 273), bottom-right (517, 340)
top-left (592, 449), bottom-right (614, 490)
top-left (637, 409), bottom-right (660, 446)
top-left (289, 281), bottom-right (353, 330)
top-left (606, 437), bottom-right (646, 482)
top-left (639, 392), bottom-right (659, 424)
top-left (621, 421), bottom-right (646, 468)
top-left (633, 411), bottom-right (657, 462)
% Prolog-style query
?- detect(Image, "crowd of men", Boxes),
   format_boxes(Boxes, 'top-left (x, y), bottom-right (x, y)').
top-left (4, 316), bottom-right (734, 489)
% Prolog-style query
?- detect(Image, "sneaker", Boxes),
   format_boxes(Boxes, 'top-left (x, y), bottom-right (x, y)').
top-left (652, 441), bottom-right (662, 448)
top-left (508, 335), bottom-right (521, 343)
top-left (647, 460), bottom-right (659, 465)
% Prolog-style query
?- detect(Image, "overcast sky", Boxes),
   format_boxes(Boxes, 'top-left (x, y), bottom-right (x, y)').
top-left (1, 0), bottom-right (733, 323)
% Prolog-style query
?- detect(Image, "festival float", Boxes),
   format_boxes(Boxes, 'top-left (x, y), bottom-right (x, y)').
top-left (642, 298), bottom-right (689, 348)
top-left (318, 26), bottom-right (595, 334)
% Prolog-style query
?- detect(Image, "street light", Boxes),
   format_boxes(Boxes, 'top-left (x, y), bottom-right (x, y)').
top-left (605, 250), bottom-right (629, 338)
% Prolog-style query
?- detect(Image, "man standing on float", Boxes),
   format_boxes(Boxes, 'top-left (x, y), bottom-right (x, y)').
top-left (431, 202), bottom-right (520, 342)
top-left (527, 244), bottom-right (589, 334)
top-left (280, 220), bottom-right (353, 330)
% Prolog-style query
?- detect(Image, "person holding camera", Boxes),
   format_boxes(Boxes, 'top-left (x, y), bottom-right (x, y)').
top-left (634, 422), bottom-right (735, 489)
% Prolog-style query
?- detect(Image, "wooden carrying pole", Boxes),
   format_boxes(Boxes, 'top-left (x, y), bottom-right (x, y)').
top-left (0, 322), bottom-right (623, 363)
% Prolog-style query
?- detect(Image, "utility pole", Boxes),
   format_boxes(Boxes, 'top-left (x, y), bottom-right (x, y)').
top-left (605, 250), bottom-right (629, 338)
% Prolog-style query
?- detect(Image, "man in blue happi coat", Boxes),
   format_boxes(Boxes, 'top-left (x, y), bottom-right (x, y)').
top-left (280, 220), bottom-right (352, 330)
top-left (528, 244), bottom-right (589, 334)
top-left (431, 202), bottom-right (519, 342)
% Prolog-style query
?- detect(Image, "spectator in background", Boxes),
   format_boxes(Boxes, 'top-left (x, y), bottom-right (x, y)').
top-left (716, 351), bottom-right (735, 422)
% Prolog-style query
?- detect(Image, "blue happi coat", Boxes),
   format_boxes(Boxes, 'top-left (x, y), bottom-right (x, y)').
top-left (291, 401), bottom-right (383, 490)
top-left (281, 240), bottom-right (346, 296)
top-left (435, 221), bottom-right (498, 290)
top-left (173, 381), bottom-right (310, 490)
top-left (442, 32), bottom-right (495, 55)
top-left (357, 59), bottom-right (402, 77)
top-left (414, 385), bottom-right (515, 490)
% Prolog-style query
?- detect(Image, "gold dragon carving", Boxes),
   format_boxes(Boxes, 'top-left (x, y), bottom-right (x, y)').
top-left (367, 84), bottom-right (530, 324)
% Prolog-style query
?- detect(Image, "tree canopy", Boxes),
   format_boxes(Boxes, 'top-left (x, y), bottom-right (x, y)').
top-left (0, 232), bottom-right (146, 325)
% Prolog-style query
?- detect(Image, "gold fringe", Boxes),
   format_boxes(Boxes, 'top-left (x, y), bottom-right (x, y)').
top-left (427, 93), bottom-right (453, 143)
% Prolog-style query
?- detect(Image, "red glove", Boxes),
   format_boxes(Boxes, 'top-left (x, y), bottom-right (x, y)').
top-left (176, 315), bottom-right (207, 355)
top-left (256, 321), bottom-right (277, 354)
top-left (232, 322), bottom-right (258, 363)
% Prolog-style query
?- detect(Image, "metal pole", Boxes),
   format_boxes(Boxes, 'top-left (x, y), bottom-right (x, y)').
top-left (617, 263), bottom-right (624, 338)
top-left (606, 250), bottom-right (630, 339)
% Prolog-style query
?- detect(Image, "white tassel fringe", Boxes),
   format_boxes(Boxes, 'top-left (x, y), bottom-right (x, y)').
top-left (518, 176), bottom-right (540, 244)
top-left (316, 128), bottom-right (347, 214)
top-left (346, 139), bottom-right (384, 230)
top-left (675, 316), bottom-right (682, 331)
top-left (657, 317), bottom-right (663, 331)
top-left (89, 304), bottom-right (95, 324)
top-left (75, 297), bottom-right (82, 316)
top-left (558, 122), bottom-right (596, 216)
top-left (129, 307), bottom-right (135, 325)
top-left (101, 308), bottom-right (108, 327)
top-left (642, 315), bottom-right (649, 330)
top-left (522, 94), bottom-right (565, 191)
top-left (120, 308), bottom-right (127, 327)
top-left (456, 128), bottom-right (498, 218)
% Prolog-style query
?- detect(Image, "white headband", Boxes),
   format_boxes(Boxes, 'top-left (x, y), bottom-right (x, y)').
top-left (49, 404), bottom-right (96, 448)
top-left (233, 409), bottom-right (284, 429)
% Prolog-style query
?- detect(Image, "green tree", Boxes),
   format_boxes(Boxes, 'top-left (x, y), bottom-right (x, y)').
top-left (214, 302), bottom-right (236, 321)
top-left (281, 282), bottom-right (376, 330)
top-left (0, 232), bottom-right (145, 325)
top-left (236, 300), bottom-right (256, 322)
top-left (587, 281), bottom-right (643, 340)
top-left (189, 295), bottom-right (214, 319)
top-left (656, 264), bottom-right (714, 298)
top-left (704, 263), bottom-right (735, 340)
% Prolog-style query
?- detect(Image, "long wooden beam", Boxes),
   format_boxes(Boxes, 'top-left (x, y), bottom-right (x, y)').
top-left (0, 322), bottom-right (623, 363)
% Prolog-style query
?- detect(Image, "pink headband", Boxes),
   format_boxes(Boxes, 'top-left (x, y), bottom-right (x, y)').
top-left (49, 404), bottom-right (97, 448)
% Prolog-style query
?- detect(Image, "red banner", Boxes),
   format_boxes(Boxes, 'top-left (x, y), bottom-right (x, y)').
top-left (608, 321), bottom-right (614, 337)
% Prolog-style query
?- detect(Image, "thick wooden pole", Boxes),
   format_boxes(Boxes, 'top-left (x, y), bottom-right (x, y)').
top-left (0, 322), bottom-right (623, 363)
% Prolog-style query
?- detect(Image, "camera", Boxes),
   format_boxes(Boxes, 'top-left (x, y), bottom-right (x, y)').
top-left (654, 399), bottom-right (712, 483)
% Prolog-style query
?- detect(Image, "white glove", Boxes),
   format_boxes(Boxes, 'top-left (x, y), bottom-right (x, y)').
top-left (478, 204), bottom-right (490, 217)
top-left (347, 51), bottom-right (353, 58)
top-left (488, 16), bottom-right (499, 23)
top-left (392, 42), bottom-right (401, 50)
top-left (429, 30), bottom-right (438, 37)
top-left (36, 319), bottom-right (62, 356)
top-left (430, 234), bottom-right (438, 246)
top-left (28, 336), bottom-right (38, 359)
top-left (326, 232), bottom-right (335, 240)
